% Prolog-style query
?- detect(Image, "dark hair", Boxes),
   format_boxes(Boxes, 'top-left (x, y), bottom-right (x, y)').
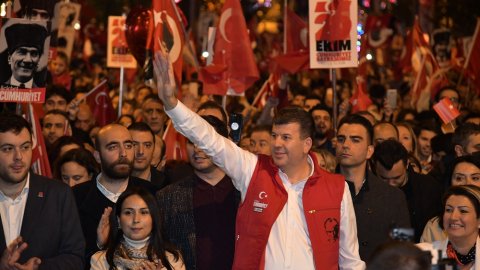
top-left (105, 187), bottom-right (180, 270)
top-left (197, 100), bottom-right (228, 124)
top-left (48, 135), bottom-right (84, 166)
top-left (367, 241), bottom-right (431, 270)
top-left (201, 115), bottom-right (229, 138)
top-left (395, 109), bottom-right (417, 123)
top-left (439, 185), bottom-right (480, 230)
top-left (372, 140), bottom-right (409, 170)
top-left (273, 106), bottom-right (314, 139)
top-left (142, 94), bottom-right (163, 107)
top-left (250, 124), bottom-right (272, 135)
top-left (0, 113), bottom-right (32, 137)
top-left (452, 123), bottom-right (480, 149)
top-left (448, 155), bottom-right (480, 185)
top-left (116, 114), bottom-right (135, 126)
top-left (53, 148), bottom-right (99, 181)
top-left (309, 104), bottom-right (332, 118)
top-left (45, 84), bottom-right (73, 103)
top-left (435, 86), bottom-right (460, 103)
top-left (128, 122), bottom-right (156, 144)
top-left (43, 109), bottom-right (69, 121)
top-left (338, 114), bottom-right (374, 144)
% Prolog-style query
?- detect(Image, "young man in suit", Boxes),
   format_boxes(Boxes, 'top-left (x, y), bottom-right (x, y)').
top-left (0, 113), bottom-right (85, 270)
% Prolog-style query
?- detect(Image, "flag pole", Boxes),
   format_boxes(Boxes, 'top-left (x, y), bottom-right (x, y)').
top-left (283, 0), bottom-right (287, 55)
top-left (76, 79), bottom-right (108, 103)
top-left (457, 18), bottom-right (480, 88)
top-left (170, 0), bottom-right (200, 69)
top-left (118, 66), bottom-right (125, 118)
top-left (332, 69), bottom-right (338, 136)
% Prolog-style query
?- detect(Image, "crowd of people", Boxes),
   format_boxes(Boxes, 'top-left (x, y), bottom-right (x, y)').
top-left (1, 12), bottom-right (480, 270)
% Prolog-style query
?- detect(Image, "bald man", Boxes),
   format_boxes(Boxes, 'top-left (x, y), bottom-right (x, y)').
top-left (72, 124), bottom-right (157, 262)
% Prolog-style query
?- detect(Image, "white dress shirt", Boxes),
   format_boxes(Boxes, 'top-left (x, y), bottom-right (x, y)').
top-left (96, 173), bottom-right (128, 203)
top-left (0, 174), bottom-right (30, 246)
top-left (166, 101), bottom-right (365, 270)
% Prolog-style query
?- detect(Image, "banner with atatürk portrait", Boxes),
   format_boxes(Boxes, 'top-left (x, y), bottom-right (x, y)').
top-left (0, 19), bottom-right (50, 103)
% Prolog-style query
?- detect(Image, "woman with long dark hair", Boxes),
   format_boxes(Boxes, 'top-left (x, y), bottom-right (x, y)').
top-left (90, 187), bottom-right (184, 270)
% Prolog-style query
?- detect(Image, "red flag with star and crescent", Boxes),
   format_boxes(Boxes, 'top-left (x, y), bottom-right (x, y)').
top-left (152, 0), bottom-right (186, 86)
top-left (273, 8), bottom-right (309, 74)
top-left (84, 80), bottom-right (116, 127)
top-left (23, 104), bottom-right (52, 178)
top-left (200, 0), bottom-right (259, 96)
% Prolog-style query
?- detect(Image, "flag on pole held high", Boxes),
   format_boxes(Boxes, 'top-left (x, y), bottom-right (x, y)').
top-left (84, 80), bottom-right (116, 127)
top-left (463, 18), bottom-right (480, 94)
top-left (152, 0), bottom-right (186, 87)
top-left (200, 0), bottom-right (259, 96)
top-left (350, 77), bottom-right (372, 113)
top-left (273, 8), bottom-right (310, 74)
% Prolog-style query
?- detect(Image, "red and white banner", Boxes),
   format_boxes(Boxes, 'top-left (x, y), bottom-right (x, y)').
top-left (0, 88), bottom-right (45, 103)
top-left (308, 0), bottom-right (357, 68)
top-left (107, 16), bottom-right (137, 68)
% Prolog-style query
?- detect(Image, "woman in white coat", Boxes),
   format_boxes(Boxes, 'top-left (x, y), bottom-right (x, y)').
top-left (418, 185), bottom-right (480, 270)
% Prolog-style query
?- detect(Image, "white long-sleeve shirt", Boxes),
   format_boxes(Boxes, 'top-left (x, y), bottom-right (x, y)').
top-left (166, 101), bottom-right (365, 270)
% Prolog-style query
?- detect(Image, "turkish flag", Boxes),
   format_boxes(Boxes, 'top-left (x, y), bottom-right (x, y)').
top-left (24, 104), bottom-right (52, 178)
top-left (433, 97), bottom-right (460, 124)
top-left (200, 0), bottom-right (259, 95)
top-left (272, 8), bottom-right (309, 74)
top-left (464, 19), bottom-right (480, 95)
top-left (162, 121), bottom-right (187, 161)
top-left (350, 77), bottom-right (372, 113)
top-left (85, 80), bottom-right (116, 127)
top-left (152, 0), bottom-right (186, 86)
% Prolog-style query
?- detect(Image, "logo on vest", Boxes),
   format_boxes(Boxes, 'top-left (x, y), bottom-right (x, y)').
top-left (324, 218), bottom-right (339, 242)
top-left (253, 191), bottom-right (268, 213)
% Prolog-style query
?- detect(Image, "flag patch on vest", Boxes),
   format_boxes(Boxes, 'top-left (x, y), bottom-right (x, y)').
top-left (253, 200), bottom-right (268, 212)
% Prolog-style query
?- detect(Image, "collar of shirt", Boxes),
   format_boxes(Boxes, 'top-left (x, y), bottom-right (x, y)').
top-left (278, 155), bottom-right (314, 191)
top-left (10, 77), bottom-right (33, 88)
top-left (0, 173), bottom-right (30, 203)
top-left (96, 173), bottom-right (128, 203)
top-left (194, 174), bottom-right (230, 191)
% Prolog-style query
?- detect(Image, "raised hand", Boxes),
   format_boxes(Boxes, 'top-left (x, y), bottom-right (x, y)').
top-left (96, 207), bottom-right (112, 249)
top-left (0, 236), bottom-right (29, 270)
top-left (153, 50), bottom-right (178, 110)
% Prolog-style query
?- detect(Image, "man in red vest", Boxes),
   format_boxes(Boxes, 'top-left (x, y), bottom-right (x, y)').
top-left (153, 54), bottom-right (365, 270)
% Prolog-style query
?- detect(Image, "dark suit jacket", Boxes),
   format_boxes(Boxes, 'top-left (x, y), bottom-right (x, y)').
top-left (347, 171), bottom-right (411, 261)
top-left (0, 174), bottom-right (85, 270)
top-left (73, 176), bottom-right (157, 261)
top-left (156, 173), bottom-right (240, 270)
top-left (401, 170), bottom-right (443, 242)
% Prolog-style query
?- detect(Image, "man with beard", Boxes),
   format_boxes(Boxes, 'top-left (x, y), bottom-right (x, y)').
top-left (309, 104), bottom-right (334, 153)
top-left (157, 116), bottom-right (240, 270)
top-left (2, 23), bottom-right (48, 88)
top-left (128, 122), bottom-right (166, 189)
top-left (416, 121), bottom-right (440, 174)
top-left (73, 124), bottom-right (156, 263)
top-left (0, 113), bottom-right (84, 269)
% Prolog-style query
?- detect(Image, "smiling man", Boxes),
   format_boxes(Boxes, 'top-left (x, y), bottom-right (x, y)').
top-left (153, 54), bottom-right (365, 270)
top-left (3, 23), bottom-right (48, 88)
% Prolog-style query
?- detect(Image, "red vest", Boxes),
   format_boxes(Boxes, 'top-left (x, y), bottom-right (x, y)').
top-left (233, 153), bottom-right (345, 270)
